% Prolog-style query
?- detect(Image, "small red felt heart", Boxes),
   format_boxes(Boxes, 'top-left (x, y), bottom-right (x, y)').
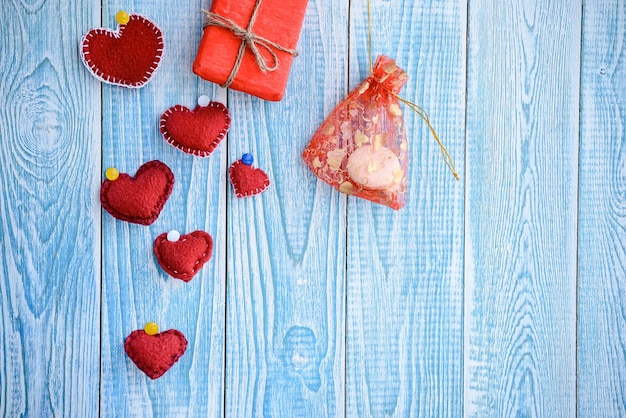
top-left (160, 103), bottom-right (231, 157)
top-left (81, 14), bottom-right (164, 88)
top-left (100, 160), bottom-right (174, 225)
top-left (124, 329), bottom-right (187, 379)
top-left (228, 160), bottom-right (270, 198)
top-left (154, 231), bottom-right (213, 281)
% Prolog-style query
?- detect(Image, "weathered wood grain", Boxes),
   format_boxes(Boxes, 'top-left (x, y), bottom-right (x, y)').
top-left (0, 0), bottom-right (101, 416)
top-left (5, 0), bottom-right (626, 416)
top-left (464, 1), bottom-right (580, 416)
top-left (578, 1), bottom-right (626, 416)
top-left (99, 1), bottom-right (226, 416)
top-left (224, 0), bottom-right (348, 416)
top-left (346, 0), bottom-right (466, 416)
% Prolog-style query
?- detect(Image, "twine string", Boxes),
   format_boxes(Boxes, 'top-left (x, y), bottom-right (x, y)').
top-left (394, 95), bottom-right (460, 180)
top-left (202, 0), bottom-right (299, 89)
top-left (367, 0), bottom-right (373, 72)
top-left (366, 0), bottom-right (459, 180)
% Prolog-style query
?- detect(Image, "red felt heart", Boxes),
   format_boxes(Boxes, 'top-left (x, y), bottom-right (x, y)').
top-left (228, 160), bottom-right (271, 198)
top-left (124, 329), bottom-right (187, 379)
top-left (100, 160), bottom-right (174, 225)
top-left (153, 231), bottom-right (213, 281)
top-left (160, 103), bottom-right (231, 157)
top-left (81, 14), bottom-right (164, 88)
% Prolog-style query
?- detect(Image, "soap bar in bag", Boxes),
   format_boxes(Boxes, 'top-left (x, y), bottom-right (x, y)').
top-left (302, 55), bottom-right (410, 210)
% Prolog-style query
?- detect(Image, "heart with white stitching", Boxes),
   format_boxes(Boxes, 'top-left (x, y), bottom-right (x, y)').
top-left (153, 231), bottom-right (213, 281)
top-left (81, 13), bottom-right (164, 88)
top-left (229, 159), bottom-right (270, 198)
top-left (160, 103), bottom-right (230, 157)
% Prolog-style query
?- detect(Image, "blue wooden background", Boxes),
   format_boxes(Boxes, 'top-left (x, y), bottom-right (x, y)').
top-left (0, 0), bottom-right (624, 416)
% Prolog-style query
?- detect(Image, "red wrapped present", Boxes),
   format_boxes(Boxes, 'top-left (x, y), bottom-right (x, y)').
top-left (193, 0), bottom-right (308, 101)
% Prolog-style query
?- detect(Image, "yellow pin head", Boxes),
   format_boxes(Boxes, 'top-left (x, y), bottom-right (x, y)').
top-left (144, 322), bottom-right (159, 335)
top-left (116, 10), bottom-right (130, 25)
top-left (105, 167), bottom-right (119, 181)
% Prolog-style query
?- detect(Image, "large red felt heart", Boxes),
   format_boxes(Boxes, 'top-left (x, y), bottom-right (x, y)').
top-left (153, 231), bottom-right (213, 281)
top-left (228, 160), bottom-right (270, 198)
top-left (100, 160), bottom-right (174, 225)
top-left (81, 14), bottom-right (164, 88)
top-left (160, 103), bottom-right (231, 157)
top-left (124, 329), bottom-right (187, 379)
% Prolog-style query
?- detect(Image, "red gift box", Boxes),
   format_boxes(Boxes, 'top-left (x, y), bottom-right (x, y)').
top-left (193, 0), bottom-right (308, 101)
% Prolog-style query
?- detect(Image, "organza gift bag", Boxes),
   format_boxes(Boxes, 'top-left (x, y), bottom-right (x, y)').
top-left (303, 55), bottom-right (411, 210)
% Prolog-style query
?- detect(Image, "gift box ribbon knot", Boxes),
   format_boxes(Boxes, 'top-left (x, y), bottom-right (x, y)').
top-left (202, 0), bottom-right (299, 89)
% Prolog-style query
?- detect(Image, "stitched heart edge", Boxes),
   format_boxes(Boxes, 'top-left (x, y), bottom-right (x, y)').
top-left (124, 329), bottom-right (187, 379)
top-left (153, 231), bottom-right (213, 281)
top-left (100, 160), bottom-right (175, 225)
top-left (228, 160), bottom-right (271, 198)
top-left (159, 103), bottom-right (231, 157)
top-left (80, 14), bottom-right (164, 88)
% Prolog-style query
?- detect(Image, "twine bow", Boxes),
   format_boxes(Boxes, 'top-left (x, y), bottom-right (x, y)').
top-left (202, 0), bottom-right (299, 89)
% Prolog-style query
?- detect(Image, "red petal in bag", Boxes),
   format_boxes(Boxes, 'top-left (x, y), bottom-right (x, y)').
top-left (303, 55), bottom-right (410, 210)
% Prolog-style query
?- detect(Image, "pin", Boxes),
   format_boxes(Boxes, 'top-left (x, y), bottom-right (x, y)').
top-left (167, 230), bottom-right (180, 242)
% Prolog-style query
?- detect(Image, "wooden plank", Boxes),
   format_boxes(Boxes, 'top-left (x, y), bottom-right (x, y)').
top-left (346, 0), bottom-right (466, 416)
top-left (99, 1), bottom-right (226, 416)
top-left (224, 0), bottom-right (348, 416)
top-left (0, 0), bottom-right (101, 416)
top-left (464, 1), bottom-right (580, 416)
top-left (578, 1), bottom-right (626, 416)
